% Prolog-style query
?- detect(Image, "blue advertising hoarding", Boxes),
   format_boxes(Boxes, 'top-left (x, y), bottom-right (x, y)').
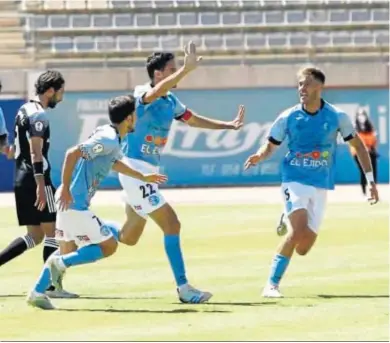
top-left (46, 87), bottom-right (388, 189)
top-left (0, 89), bottom-right (388, 191)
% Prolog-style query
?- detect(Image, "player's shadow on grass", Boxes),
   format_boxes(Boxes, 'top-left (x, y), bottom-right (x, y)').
top-left (173, 301), bottom-right (277, 307)
top-left (317, 294), bottom-right (389, 299)
top-left (0, 294), bottom-right (24, 298)
top-left (58, 308), bottom-right (230, 314)
top-left (78, 295), bottom-right (160, 300)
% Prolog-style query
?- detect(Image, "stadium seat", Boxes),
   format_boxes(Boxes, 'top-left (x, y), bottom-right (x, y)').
top-left (157, 13), bottom-right (177, 27)
top-left (243, 11), bottom-right (263, 25)
top-left (135, 13), bottom-right (155, 27)
top-left (92, 14), bottom-right (113, 28)
top-left (49, 15), bottom-right (69, 28)
top-left (20, 0), bottom-right (389, 61)
top-left (111, 0), bottom-right (131, 8)
top-left (114, 14), bottom-right (133, 27)
top-left (265, 11), bottom-right (284, 24)
top-left (221, 12), bottom-right (241, 25)
top-left (178, 13), bottom-right (198, 26)
top-left (310, 32), bottom-right (331, 47)
top-left (74, 36), bottom-right (95, 51)
top-left (286, 10), bottom-right (306, 24)
top-left (117, 35), bottom-right (138, 51)
top-left (71, 14), bottom-right (90, 28)
top-left (160, 35), bottom-right (181, 50)
top-left (200, 12), bottom-right (220, 26)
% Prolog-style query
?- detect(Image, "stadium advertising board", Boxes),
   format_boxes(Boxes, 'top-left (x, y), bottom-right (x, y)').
top-left (40, 88), bottom-right (389, 188)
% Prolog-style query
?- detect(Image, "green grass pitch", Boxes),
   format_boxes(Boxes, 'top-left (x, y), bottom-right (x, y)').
top-left (0, 202), bottom-right (388, 341)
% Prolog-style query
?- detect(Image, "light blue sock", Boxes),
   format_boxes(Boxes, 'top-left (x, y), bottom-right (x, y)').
top-left (164, 234), bottom-right (188, 287)
top-left (62, 244), bottom-right (104, 268)
top-left (34, 265), bottom-right (52, 293)
top-left (33, 249), bottom-right (60, 293)
top-left (269, 254), bottom-right (290, 286)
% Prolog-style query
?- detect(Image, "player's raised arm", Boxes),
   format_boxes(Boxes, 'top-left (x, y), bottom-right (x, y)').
top-left (112, 160), bottom-right (168, 184)
top-left (244, 112), bottom-right (287, 170)
top-left (142, 41), bottom-right (202, 104)
top-left (180, 105), bottom-right (245, 130)
top-left (339, 112), bottom-right (379, 204)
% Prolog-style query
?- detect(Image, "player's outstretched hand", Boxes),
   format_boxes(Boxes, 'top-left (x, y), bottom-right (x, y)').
top-left (367, 182), bottom-right (379, 205)
top-left (228, 105), bottom-right (245, 130)
top-left (143, 173), bottom-right (168, 184)
top-left (35, 183), bottom-right (47, 211)
top-left (183, 41), bottom-right (202, 72)
top-left (244, 153), bottom-right (261, 170)
top-left (56, 184), bottom-right (74, 211)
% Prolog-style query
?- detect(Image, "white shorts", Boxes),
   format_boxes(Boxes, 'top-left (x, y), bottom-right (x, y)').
top-left (55, 209), bottom-right (113, 246)
top-left (281, 182), bottom-right (328, 233)
top-left (118, 157), bottom-right (166, 219)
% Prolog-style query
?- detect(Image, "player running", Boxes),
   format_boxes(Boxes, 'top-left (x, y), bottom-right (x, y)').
top-left (118, 42), bottom-right (245, 304)
top-left (26, 95), bottom-right (167, 309)
top-left (244, 67), bottom-right (379, 298)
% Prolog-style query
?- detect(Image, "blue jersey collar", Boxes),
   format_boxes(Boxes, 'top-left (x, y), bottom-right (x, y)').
top-left (301, 99), bottom-right (325, 116)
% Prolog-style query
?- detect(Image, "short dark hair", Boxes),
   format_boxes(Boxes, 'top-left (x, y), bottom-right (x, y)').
top-left (298, 67), bottom-right (326, 84)
top-left (35, 70), bottom-right (65, 95)
top-left (0, 80), bottom-right (2, 93)
top-left (146, 52), bottom-right (175, 80)
top-left (108, 95), bottom-right (135, 124)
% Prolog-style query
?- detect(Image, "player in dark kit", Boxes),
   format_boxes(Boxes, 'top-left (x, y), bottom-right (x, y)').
top-left (0, 70), bottom-right (77, 298)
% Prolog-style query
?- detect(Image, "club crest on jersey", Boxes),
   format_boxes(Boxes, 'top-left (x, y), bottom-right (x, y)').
top-left (148, 195), bottom-right (160, 206)
top-left (35, 121), bottom-right (44, 132)
top-left (92, 143), bottom-right (104, 154)
top-left (100, 225), bottom-right (111, 237)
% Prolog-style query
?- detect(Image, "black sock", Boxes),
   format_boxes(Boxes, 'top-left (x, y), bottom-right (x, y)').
top-left (43, 237), bottom-right (59, 292)
top-left (43, 237), bottom-right (59, 262)
top-left (0, 235), bottom-right (35, 266)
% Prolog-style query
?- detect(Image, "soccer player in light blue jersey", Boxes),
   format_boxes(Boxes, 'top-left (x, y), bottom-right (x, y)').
top-left (26, 95), bottom-right (167, 309)
top-left (244, 67), bottom-right (379, 298)
top-left (118, 42), bottom-right (245, 304)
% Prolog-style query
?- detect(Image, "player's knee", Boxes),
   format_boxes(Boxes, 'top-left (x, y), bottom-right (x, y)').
top-left (164, 218), bottom-right (181, 235)
top-left (120, 234), bottom-right (139, 246)
top-left (100, 239), bottom-right (118, 257)
top-left (295, 246), bottom-right (310, 256)
top-left (287, 228), bottom-right (304, 244)
top-left (120, 226), bottom-right (140, 246)
top-left (30, 231), bottom-right (44, 245)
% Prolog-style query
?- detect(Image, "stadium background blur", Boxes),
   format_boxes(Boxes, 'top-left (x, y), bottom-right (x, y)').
top-left (0, 0), bottom-right (388, 191)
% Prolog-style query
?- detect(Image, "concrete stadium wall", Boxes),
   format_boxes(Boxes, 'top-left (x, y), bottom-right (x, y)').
top-left (0, 62), bottom-right (388, 96)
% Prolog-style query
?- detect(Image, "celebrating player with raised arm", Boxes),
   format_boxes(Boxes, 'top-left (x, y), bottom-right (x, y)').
top-left (244, 67), bottom-right (379, 298)
top-left (117, 42), bottom-right (245, 304)
top-left (27, 95), bottom-right (167, 310)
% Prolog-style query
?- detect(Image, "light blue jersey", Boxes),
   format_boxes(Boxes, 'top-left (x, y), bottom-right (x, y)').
top-left (122, 83), bottom-right (187, 166)
top-left (0, 106), bottom-right (7, 135)
top-left (268, 100), bottom-right (356, 190)
top-left (70, 125), bottom-right (122, 210)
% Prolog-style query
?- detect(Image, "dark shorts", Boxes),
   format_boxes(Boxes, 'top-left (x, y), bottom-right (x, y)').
top-left (14, 181), bottom-right (57, 226)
